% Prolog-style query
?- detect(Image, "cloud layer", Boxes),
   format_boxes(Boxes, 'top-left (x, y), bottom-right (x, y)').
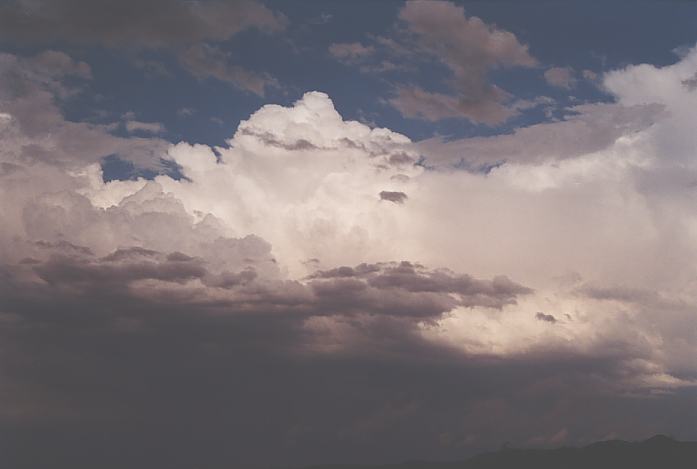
top-left (1, 42), bottom-right (697, 468)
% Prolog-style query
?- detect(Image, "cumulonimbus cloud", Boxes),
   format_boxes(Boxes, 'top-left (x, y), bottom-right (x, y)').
top-left (2, 45), bottom-right (697, 468)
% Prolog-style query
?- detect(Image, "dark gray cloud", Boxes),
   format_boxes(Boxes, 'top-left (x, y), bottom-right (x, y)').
top-left (681, 72), bottom-right (697, 91)
top-left (535, 312), bottom-right (557, 323)
top-left (9, 250), bottom-right (531, 322)
top-left (0, 0), bottom-right (286, 94)
top-left (388, 152), bottom-right (415, 166)
top-left (0, 253), bottom-right (694, 468)
top-left (34, 240), bottom-right (94, 256)
top-left (310, 261), bottom-right (532, 317)
top-left (178, 43), bottom-right (279, 96)
top-left (324, 1), bottom-right (536, 125)
top-left (0, 0), bottom-right (285, 48)
top-left (578, 285), bottom-right (657, 304)
top-left (389, 83), bottom-right (515, 125)
top-left (388, 0), bottom-right (537, 124)
top-left (379, 190), bottom-right (408, 204)
top-left (33, 250), bottom-right (207, 287)
top-left (239, 127), bottom-right (320, 150)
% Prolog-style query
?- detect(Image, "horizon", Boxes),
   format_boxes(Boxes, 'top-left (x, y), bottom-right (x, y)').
top-left (289, 434), bottom-right (694, 466)
top-left (1, 1), bottom-right (696, 468)
top-left (288, 434), bottom-right (696, 469)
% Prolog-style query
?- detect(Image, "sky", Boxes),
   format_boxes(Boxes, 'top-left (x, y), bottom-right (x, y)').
top-left (0, 1), bottom-right (697, 468)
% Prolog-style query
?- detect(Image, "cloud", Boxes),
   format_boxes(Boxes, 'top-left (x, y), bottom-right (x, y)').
top-left (582, 69), bottom-right (599, 81)
top-left (389, 84), bottom-right (516, 124)
top-left (178, 43), bottom-right (278, 96)
top-left (329, 42), bottom-right (375, 64)
top-left (176, 107), bottom-right (195, 118)
top-left (125, 120), bottom-right (166, 135)
top-left (3, 48), bottom-right (697, 467)
top-left (309, 261), bottom-right (531, 314)
top-left (22, 49), bottom-right (92, 80)
top-left (535, 312), bottom-right (557, 323)
top-left (0, 0), bottom-right (286, 48)
top-left (0, 51), bottom-right (168, 170)
top-left (398, 1), bottom-right (536, 73)
top-left (416, 101), bottom-right (664, 168)
top-left (379, 190), bottom-right (408, 204)
top-left (4, 265), bottom-right (685, 468)
top-left (544, 66), bottom-right (576, 89)
top-left (681, 71), bottom-right (697, 91)
top-left (0, 0), bottom-right (287, 92)
top-left (33, 248), bottom-right (207, 287)
top-left (388, 0), bottom-right (536, 124)
top-left (323, 1), bottom-right (536, 124)
top-left (133, 58), bottom-right (171, 78)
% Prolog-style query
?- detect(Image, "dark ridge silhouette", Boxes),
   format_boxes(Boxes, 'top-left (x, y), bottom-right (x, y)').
top-left (296, 435), bottom-right (697, 469)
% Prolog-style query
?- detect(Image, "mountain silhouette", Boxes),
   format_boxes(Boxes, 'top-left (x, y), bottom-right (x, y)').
top-left (297, 435), bottom-right (696, 469)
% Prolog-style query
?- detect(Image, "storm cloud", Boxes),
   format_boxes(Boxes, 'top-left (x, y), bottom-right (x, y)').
top-left (1, 28), bottom-right (697, 469)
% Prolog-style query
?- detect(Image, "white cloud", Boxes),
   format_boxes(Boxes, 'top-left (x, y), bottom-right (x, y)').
top-left (415, 101), bottom-right (664, 168)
